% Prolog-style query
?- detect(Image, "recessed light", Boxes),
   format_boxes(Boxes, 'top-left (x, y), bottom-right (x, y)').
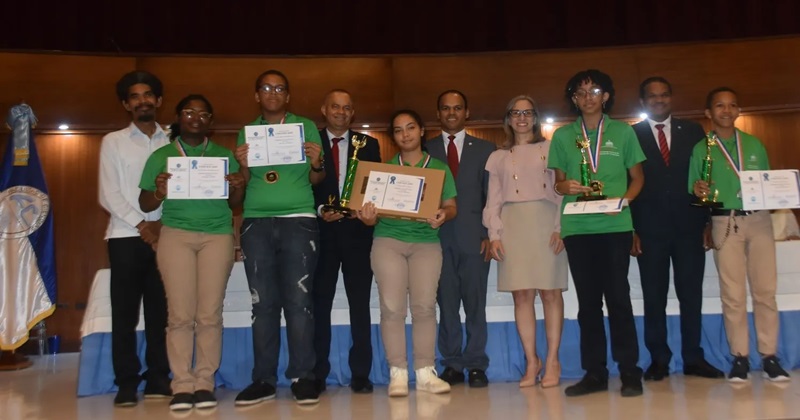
top-left (58, 124), bottom-right (69, 130)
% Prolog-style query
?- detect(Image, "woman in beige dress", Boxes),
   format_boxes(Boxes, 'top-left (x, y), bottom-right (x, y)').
top-left (483, 95), bottom-right (568, 388)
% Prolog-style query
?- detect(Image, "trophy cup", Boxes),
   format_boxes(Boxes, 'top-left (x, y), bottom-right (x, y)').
top-left (692, 132), bottom-right (723, 208)
top-left (576, 137), bottom-right (606, 201)
top-left (321, 134), bottom-right (368, 217)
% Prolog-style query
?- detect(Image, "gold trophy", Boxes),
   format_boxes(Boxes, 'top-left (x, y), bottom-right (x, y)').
top-left (321, 135), bottom-right (368, 216)
top-left (576, 137), bottom-right (606, 201)
top-left (692, 132), bottom-right (723, 208)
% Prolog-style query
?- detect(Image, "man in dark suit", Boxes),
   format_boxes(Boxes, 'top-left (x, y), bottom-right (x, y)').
top-left (311, 89), bottom-right (381, 393)
top-left (630, 77), bottom-right (723, 381)
top-left (427, 90), bottom-right (496, 387)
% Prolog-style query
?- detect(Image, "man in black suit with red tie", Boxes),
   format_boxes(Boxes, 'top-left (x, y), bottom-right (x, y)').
top-left (630, 77), bottom-right (723, 381)
top-left (312, 89), bottom-right (381, 394)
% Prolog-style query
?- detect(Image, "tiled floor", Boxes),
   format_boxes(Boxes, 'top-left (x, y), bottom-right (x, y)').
top-left (1, 353), bottom-right (798, 419)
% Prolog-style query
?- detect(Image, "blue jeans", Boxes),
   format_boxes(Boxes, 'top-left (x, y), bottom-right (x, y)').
top-left (241, 217), bottom-right (319, 385)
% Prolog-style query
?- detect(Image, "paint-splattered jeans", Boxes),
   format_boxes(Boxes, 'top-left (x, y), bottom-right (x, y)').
top-left (241, 216), bottom-right (319, 385)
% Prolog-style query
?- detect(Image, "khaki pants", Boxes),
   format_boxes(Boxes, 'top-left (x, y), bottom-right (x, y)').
top-left (371, 237), bottom-right (442, 370)
top-left (157, 226), bottom-right (234, 393)
top-left (711, 210), bottom-right (779, 356)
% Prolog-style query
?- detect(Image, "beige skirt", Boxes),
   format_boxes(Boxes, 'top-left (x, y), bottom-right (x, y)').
top-left (497, 200), bottom-right (568, 292)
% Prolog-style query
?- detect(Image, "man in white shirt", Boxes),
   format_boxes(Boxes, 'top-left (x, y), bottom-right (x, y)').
top-left (98, 71), bottom-right (171, 407)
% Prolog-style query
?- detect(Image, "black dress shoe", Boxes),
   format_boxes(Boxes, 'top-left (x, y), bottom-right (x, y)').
top-left (438, 367), bottom-right (465, 385)
top-left (684, 359), bottom-right (724, 378)
top-left (350, 376), bottom-right (373, 393)
top-left (114, 385), bottom-right (138, 407)
top-left (467, 369), bottom-right (489, 388)
top-left (564, 374), bottom-right (608, 397)
top-left (620, 371), bottom-right (643, 397)
top-left (643, 362), bottom-right (670, 381)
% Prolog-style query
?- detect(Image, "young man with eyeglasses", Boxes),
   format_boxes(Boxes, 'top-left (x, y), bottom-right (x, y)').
top-left (233, 69), bottom-right (325, 406)
top-left (548, 69), bottom-right (646, 397)
top-left (98, 71), bottom-right (171, 407)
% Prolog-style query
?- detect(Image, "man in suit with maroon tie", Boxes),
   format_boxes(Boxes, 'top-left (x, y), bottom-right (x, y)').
top-left (427, 90), bottom-right (496, 387)
top-left (311, 89), bottom-right (381, 393)
top-left (630, 77), bottom-right (724, 381)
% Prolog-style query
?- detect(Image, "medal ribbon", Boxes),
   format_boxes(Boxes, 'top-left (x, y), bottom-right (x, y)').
top-left (580, 115), bottom-right (604, 174)
top-left (174, 137), bottom-right (208, 157)
top-left (398, 152), bottom-right (432, 168)
top-left (714, 130), bottom-right (743, 178)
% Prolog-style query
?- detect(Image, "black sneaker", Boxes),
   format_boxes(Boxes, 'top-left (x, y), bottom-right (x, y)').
top-left (314, 378), bottom-right (327, 394)
top-left (468, 369), bottom-right (489, 388)
top-left (291, 378), bottom-right (320, 405)
top-left (565, 373), bottom-right (608, 397)
top-left (169, 393), bottom-right (194, 411)
top-left (438, 367), bottom-right (465, 385)
top-left (620, 371), bottom-right (643, 397)
top-left (728, 356), bottom-right (750, 383)
top-left (762, 355), bottom-right (790, 382)
top-left (235, 381), bottom-right (276, 406)
top-left (193, 390), bottom-right (217, 409)
top-left (143, 377), bottom-right (172, 399)
top-left (350, 376), bottom-right (374, 394)
top-left (113, 385), bottom-right (138, 407)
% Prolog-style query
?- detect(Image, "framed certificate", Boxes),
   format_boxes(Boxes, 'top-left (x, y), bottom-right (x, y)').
top-left (349, 161), bottom-right (445, 222)
top-left (244, 123), bottom-right (306, 167)
top-left (167, 157), bottom-right (229, 200)
top-left (741, 170), bottom-right (800, 210)
top-left (362, 171), bottom-right (425, 214)
top-left (562, 198), bottom-right (629, 215)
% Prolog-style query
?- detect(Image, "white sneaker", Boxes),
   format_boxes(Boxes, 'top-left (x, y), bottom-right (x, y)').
top-left (388, 366), bottom-right (409, 397)
top-left (415, 366), bottom-right (451, 394)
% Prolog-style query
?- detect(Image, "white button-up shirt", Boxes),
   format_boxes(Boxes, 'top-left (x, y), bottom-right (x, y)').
top-left (647, 116), bottom-right (672, 150)
top-left (98, 122), bottom-right (169, 239)
top-left (442, 129), bottom-right (466, 160)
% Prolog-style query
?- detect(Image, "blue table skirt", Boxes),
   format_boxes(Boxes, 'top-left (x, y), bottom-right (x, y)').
top-left (77, 311), bottom-right (800, 396)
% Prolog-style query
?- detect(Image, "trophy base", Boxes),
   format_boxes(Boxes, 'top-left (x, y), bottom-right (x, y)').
top-left (577, 194), bottom-right (607, 202)
top-left (691, 200), bottom-right (724, 208)
top-left (321, 204), bottom-right (356, 217)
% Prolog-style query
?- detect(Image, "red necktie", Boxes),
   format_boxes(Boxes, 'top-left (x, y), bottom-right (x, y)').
top-left (655, 124), bottom-right (669, 166)
top-left (331, 137), bottom-right (343, 182)
top-left (447, 135), bottom-right (459, 178)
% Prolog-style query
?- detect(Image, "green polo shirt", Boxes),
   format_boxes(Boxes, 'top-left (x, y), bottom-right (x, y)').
top-left (237, 113), bottom-right (323, 217)
top-left (373, 152), bottom-right (458, 243)
top-left (687, 129), bottom-right (770, 210)
top-left (548, 115), bottom-right (646, 238)
top-left (139, 138), bottom-right (240, 234)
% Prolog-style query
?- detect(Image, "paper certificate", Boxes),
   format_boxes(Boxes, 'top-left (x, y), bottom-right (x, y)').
top-left (244, 123), bottom-right (306, 167)
top-left (562, 198), bottom-right (629, 215)
top-left (741, 170), bottom-right (800, 210)
top-left (362, 171), bottom-right (425, 214)
top-left (167, 157), bottom-right (229, 200)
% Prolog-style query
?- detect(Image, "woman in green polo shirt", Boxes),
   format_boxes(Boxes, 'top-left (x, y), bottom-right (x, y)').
top-left (356, 109), bottom-right (456, 397)
top-left (548, 69), bottom-right (646, 398)
top-left (138, 94), bottom-right (245, 411)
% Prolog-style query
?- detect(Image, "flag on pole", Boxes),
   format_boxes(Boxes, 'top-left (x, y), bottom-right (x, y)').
top-left (0, 104), bottom-right (57, 350)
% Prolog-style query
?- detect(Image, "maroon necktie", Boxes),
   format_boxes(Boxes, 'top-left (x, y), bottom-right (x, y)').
top-left (655, 124), bottom-right (670, 166)
top-left (331, 137), bottom-right (343, 181)
top-left (446, 135), bottom-right (459, 178)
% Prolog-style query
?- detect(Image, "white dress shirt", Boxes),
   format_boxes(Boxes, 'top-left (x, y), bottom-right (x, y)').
top-left (442, 129), bottom-right (466, 161)
top-left (646, 115), bottom-right (672, 150)
top-left (98, 122), bottom-right (169, 239)
top-left (327, 129), bottom-right (350, 195)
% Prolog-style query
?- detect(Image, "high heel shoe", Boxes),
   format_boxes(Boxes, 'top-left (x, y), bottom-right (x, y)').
top-left (519, 358), bottom-right (542, 388)
top-left (540, 360), bottom-right (561, 388)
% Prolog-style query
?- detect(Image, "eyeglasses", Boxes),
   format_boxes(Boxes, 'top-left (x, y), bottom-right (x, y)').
top-left (259, 84), bottom-right (287, 95)
top-left (181, 109), bottom-right (212, 121)
top-left (573, 88), bottom-right (603, 99)
top-left (508, 109), bottom-right (535, 118)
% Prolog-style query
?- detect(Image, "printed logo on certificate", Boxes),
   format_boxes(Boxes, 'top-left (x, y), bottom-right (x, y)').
top-left (362, 171), bottom-right (425, 214)
top-left (244, 123), bottom-right (306, 167)
top-left (167, 157), bottom-right (229, 200)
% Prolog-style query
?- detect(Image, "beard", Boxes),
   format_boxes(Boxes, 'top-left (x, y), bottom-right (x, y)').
top-left (136, 113), bottom-right (155, 122)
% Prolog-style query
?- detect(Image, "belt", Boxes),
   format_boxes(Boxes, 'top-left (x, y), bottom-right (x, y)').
top-left (710, 209), bottom-right (759, 217)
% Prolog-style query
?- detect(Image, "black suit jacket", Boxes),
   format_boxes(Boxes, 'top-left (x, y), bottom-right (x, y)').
top-left (313, 129), bottom-right (382, 242)
top-left (630, 118), bottom-right (708, 235)
top-left (427, 133), bottom-right (496, 253)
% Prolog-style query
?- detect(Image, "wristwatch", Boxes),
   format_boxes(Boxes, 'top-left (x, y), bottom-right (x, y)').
top-left (310, 161), bottom-right (325, 173)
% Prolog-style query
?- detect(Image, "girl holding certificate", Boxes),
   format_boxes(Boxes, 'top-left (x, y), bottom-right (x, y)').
top-left (548, 69), bottom-right (646, 398)
top-left (356, 109), bottom-right (457, 397)
top-left (138, 94), bottom-right (245, 411)
top-left (689, 87), bottom-right (790, 383)
top-left (483, 95), bottom-right (567, 388)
